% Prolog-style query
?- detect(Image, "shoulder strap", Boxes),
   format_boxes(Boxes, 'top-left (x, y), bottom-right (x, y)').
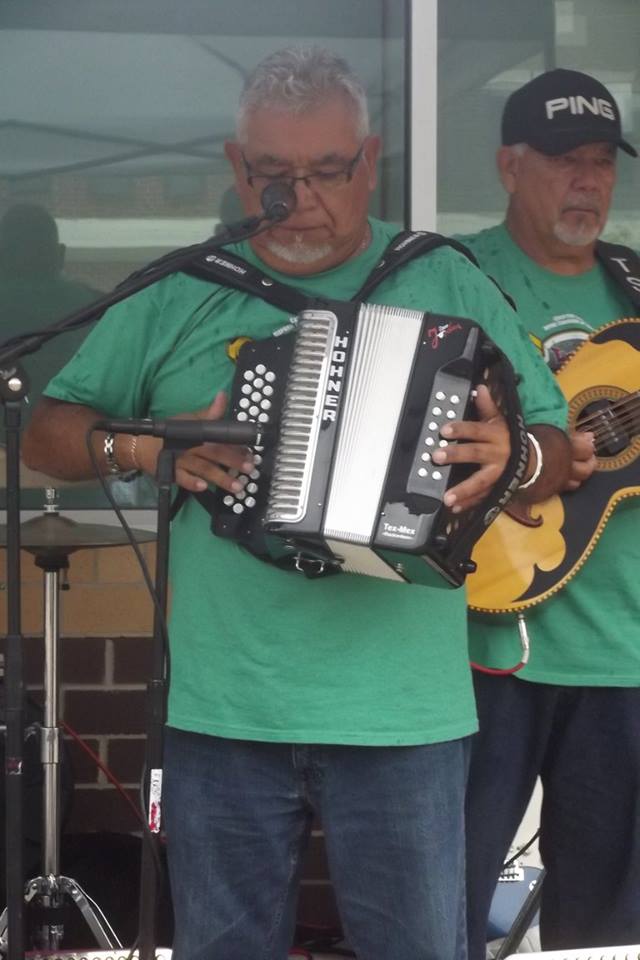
top-left (595, 240), bottom-right (640, 311)
top-left (352, 230), bottom-right (480, 301)
top-left (354, 229), bottom-right (515, 309)
top-left (183, 247), bottom-right (319, 315)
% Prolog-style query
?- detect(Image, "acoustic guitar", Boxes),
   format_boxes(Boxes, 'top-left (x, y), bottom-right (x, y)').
top-left (467, 318), bottom-right (640, 614)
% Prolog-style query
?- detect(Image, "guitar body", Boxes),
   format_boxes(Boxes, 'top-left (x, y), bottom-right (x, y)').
top-left (468, 318), bottom-right (640, 613)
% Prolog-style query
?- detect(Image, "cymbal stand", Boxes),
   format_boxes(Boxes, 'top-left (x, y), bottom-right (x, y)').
top-left (0, 492), bottom-right (120, 954)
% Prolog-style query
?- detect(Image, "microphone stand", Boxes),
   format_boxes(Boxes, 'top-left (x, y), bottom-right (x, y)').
top-left (0, 365), bottom-right (29, 960)
top-left (0, 196), bottom-right (290, 959)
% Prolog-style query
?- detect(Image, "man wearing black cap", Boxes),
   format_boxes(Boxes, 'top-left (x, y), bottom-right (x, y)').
top-left (459, 68), bottom-right (640, 955)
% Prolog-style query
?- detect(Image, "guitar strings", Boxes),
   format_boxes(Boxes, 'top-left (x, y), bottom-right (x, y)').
top-left (576, 393), bottom-right (640, 430)
top-left (576, 392), bottom-right (640, 453)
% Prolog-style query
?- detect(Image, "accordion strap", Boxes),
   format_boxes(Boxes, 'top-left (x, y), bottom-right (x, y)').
top-left (182, 229), bottom-right (486, 313)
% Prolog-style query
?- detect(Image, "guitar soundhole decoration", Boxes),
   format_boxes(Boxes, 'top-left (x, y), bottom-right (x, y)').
top-left (570, 385), bottom-right (640, 472)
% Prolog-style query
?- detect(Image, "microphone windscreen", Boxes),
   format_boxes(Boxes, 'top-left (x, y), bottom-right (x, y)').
top-left (260, 181), bottom-right (297, 222)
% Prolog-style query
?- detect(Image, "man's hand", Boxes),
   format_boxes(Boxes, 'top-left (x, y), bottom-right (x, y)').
top-left (564, 430), bottom-right (597, 491)
top-left (135, 391), bottom-right (255, 494)
top-left (431, 384), bottom-right (510, 514)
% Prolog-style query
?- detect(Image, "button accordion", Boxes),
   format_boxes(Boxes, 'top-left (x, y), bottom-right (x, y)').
top-left (214, 301), bottom-right (529, 586)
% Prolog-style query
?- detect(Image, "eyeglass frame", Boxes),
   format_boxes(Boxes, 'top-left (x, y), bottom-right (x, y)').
top-left (240, 143), bottom-right (366, 192)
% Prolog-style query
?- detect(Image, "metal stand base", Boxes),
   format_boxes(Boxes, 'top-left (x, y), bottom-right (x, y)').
top-left (0, 874), bottom-right (120, 955)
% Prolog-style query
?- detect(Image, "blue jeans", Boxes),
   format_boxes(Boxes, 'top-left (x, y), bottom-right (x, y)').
top-left (466, 674), bottom-right (640, 959)
top-left (163, 728), bottom-right (470, 960)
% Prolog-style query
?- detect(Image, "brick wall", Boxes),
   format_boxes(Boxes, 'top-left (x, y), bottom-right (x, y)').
top-left (3, 542), bottom-right (155, 835)
top-left (1, 539), bottom-right (340, 934)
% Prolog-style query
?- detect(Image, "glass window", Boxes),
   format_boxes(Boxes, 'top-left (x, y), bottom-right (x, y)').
top-left (0, 0), bottom-right (406, 511)
top-left (437, 0), bottom-right (640, 243)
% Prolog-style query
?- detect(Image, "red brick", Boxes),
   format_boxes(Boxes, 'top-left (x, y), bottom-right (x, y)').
top-left (65, 736), bottom-right (101, 785)
top-left (112, 635), bottom-right (154, 684)
top-left (107, 737), bottom-right (147, 784)
top-left (61, 636), bottom-right (108, 684)
top-left (64, 689), bottom-right (147, 735)
top-left (65, 785), bottom-right (143, 835)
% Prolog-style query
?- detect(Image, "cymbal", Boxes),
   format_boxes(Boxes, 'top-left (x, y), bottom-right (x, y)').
top-left (0, 513), bottom-right (156, 559)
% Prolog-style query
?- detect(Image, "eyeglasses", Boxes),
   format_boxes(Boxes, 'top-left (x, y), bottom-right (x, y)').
top-left (241, 145), bottom-right (365, 193)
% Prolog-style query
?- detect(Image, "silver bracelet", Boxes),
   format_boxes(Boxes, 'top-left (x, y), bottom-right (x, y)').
top-left (104, 432), bottom-right (122, 475)
top-left (518, 431), bottom-right (543, 490)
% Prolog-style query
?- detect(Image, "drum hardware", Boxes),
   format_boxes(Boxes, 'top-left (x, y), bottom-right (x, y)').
top-left (0, 488), bottom-right (156, 955)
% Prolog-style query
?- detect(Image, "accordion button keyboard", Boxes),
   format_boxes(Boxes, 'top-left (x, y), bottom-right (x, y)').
top-left (221, 359), bottom-right (279, 517)
top-left (407, 371), bottom-right (474, 500)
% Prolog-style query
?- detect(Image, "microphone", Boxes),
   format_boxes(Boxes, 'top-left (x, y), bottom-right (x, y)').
top-left (260, 181), bottom-right (297, 222)
top-left (95, 417), bottom-right (263, 446)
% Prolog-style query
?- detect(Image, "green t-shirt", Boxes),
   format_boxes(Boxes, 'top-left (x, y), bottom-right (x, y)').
top-left (45, 218), bottom-right (566, 744)
top-left (461, 223), bottom-right (639, 685)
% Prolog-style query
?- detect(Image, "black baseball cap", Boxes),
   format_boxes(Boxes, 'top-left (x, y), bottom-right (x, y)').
top-left (501, 68), bottom-right (637, 157)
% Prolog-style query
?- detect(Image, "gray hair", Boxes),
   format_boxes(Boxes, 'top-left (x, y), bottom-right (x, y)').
top-left (236, 47), bottom-right (369, 142)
